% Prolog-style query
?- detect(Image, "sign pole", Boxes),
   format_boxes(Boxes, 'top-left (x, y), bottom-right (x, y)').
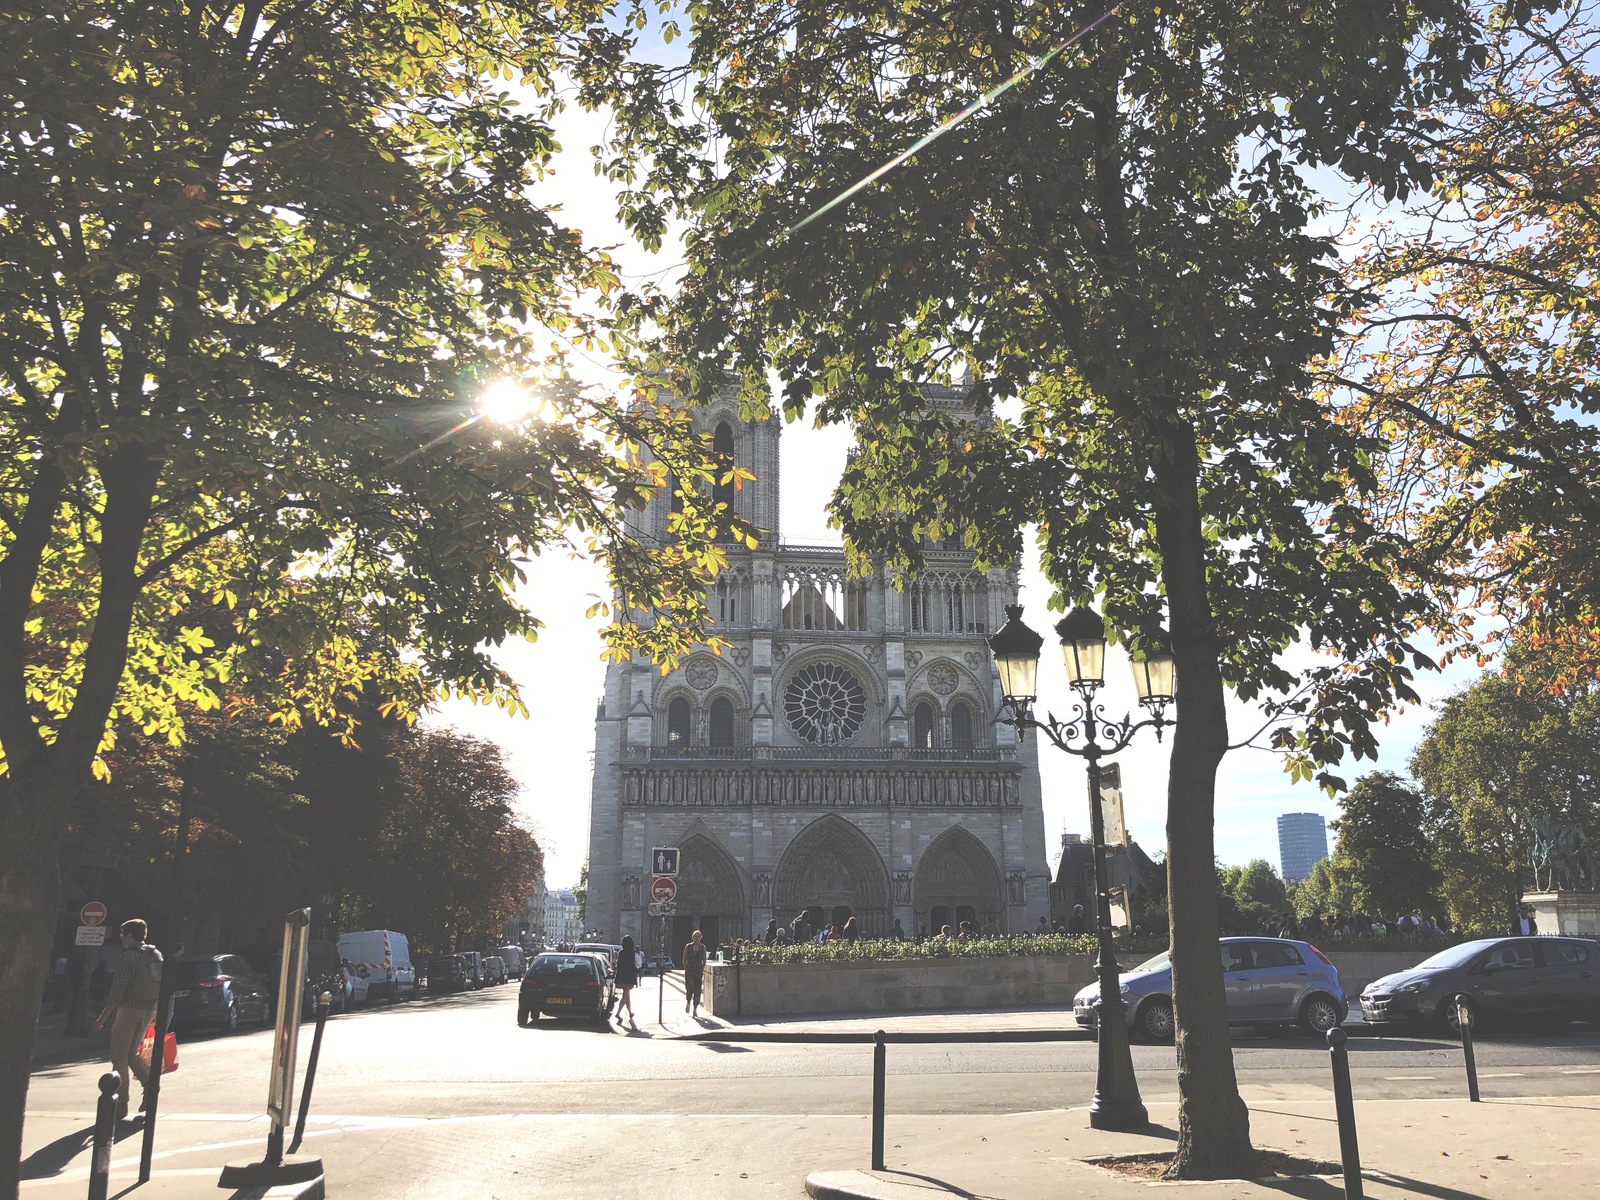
top-left (218, 908), bottom-right (324, 1190)
top-left (658, 912), bottom-right (667, 1027)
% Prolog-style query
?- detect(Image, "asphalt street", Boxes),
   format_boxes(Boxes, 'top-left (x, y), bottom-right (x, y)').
top-left (21, 975), bottom-right (1600, 1198)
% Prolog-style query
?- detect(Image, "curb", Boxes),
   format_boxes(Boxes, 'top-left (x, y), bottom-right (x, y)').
top-left (805, 1169), bottom-right (950, 1199)
top-left (234, 1176), bottom-right (326, 1200)
top-left (680, 1028), bottom-right (1093, 1043)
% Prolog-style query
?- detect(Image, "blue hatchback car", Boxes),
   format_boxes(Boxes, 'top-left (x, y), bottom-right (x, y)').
top-left (1073, 937), bottom-right (1348, 1041)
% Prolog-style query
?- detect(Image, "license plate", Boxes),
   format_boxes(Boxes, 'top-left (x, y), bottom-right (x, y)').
top-left (172, 990), bottom-right (192, 999)
top-left (546, 996), bottom-right (571, 1005)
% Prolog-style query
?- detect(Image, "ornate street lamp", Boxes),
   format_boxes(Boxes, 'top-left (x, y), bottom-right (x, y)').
top-left (988, 603), bottom-right (1176, 1132)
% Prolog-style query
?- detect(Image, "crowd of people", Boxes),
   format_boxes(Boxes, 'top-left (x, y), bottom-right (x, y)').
top-left (1227, 910), bottom-right (1456, 940)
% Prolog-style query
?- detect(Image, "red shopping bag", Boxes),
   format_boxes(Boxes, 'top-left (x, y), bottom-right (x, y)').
top-left (141, 1024), bottom-right (179, 1073)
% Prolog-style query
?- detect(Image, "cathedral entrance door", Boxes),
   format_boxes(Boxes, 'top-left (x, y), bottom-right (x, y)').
top-left (931, 905), bottom-right (952, 935)
top-left (831, 906), bottom-right (852, 931)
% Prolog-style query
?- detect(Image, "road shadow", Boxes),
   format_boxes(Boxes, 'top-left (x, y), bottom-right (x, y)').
top-left (880, 1170), bottom-right (980, 1199)
top-left (696, 1042), bottom-right (755, 1053)
top-left (18, 1125), bottom-right (94, 1180)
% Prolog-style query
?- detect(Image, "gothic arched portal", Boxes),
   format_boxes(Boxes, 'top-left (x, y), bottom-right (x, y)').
top-left (773, 814), bottom-right (891, 936)
top-left (915, 825), bottom-right (1004, 935)
top-left (669, 834), bottom-right (746, 950)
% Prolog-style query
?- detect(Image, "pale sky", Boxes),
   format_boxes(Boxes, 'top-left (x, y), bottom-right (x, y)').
top-left (427, 49), bottom-right (1486, 889)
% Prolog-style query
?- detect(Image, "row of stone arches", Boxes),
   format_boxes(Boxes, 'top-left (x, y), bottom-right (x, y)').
top-left (663, 817), bottom-right (1003, 941)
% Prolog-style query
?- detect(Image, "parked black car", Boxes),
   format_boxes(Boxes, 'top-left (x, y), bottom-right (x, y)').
top-left (170, 955), bottom-right (273, 1033)
top-left (428, 954), bottom-right (470, 994)
top-left (1362, 936), bottom-right (1600, 1032)
top-left (518, 953), bottom-right (615, 1026)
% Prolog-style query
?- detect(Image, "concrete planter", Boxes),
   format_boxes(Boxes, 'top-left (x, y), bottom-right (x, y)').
top-left (704, 949), bottom-right (1431, 1018)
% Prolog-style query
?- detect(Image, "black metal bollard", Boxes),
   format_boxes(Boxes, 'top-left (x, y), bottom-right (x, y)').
top-left (1326, 1028), bottom-right (1365, 1199)
top-left (871, 1030), bottom-right (887, 1171)
top-left (734, 944), bottom-right (743, 1016)
top-left (1456, 996), bottom-right (1480, 1102)
top-left (88, 1073), bottom-right (118, 1200)
top-left (290, 992), bottom-right (332, 1153)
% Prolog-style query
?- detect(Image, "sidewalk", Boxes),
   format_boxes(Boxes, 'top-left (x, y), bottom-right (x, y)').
top-left (807, 1094), bottom-right (1599, 1199)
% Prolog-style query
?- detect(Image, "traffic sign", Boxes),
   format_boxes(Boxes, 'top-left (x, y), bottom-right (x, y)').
top-left (75, 925), bottom-right (107, 947)
top-left (646, 901), bottom-right (678, 917)
top-left (650, 875), bottom-right (678, 904)
top-left (79, 901), bottom-right (108, 927)
top-left (651, 847), bottom-right (679, 876)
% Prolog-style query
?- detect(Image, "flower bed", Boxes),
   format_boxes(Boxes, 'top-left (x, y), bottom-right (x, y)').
top-left (734, 934), bottom-right (1163, 965)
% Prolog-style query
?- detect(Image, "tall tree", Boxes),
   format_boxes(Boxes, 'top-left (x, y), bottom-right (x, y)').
top-left (627, 0), bottom-right (1479, 1177)
top-left (1331, 0), bottom-right (1600, 695)
top-left (1327, 772), bottom-right (1440, 920)
top-left (362, 727), bottom-right (539, 952)
top-left (0, 3), bottom-right (736, 1186)
top-left (1410, 663), bottom-right (1600, 930)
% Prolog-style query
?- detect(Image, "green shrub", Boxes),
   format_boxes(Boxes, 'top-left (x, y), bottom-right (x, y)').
top-left (731, 934), bottom-right (1172, 966)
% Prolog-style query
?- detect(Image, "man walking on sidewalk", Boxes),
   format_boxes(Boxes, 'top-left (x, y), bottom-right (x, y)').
top-left (94, 918), bottom-right (163, 1118)
top-left (682, 930), bottom-right (707, 1016)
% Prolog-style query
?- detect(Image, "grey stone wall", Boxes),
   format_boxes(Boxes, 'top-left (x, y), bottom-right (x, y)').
top-left (703, 949), bottom-right (1431, 1018)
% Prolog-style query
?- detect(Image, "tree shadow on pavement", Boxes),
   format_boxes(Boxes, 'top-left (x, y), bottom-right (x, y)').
top-left (1249, 1172), bottom-right (1493, 1200)
top-left (881, 1171), bottom-right (980, 1199)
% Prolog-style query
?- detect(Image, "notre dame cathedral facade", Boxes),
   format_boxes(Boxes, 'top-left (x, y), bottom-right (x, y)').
top-left (585, 382), bottom-right (1051, 950)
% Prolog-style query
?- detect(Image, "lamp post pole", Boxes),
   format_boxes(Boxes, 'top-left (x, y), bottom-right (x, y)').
top-left (989, 603), bottom-right (1175, 1133)
top-left (1081, 737), bottom-right (1146, 1130)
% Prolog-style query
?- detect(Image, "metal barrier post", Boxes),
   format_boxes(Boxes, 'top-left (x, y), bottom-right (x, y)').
top-left (290, 992), bottom-right (332, 1153)
top-left (1326, 1029), bottom-right (1364, 1199)
top-left (734, 943), bottom-right (743, 1016)
top-left (1456, 997), bottom-right (1480, 1102)
top-left (871, 1030), bottom-right (887, 1171)
top-left (88, 1073), bottom-right (118, 1200)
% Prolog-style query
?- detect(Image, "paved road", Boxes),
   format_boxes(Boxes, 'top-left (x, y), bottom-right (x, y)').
top-left (21, 976), bottom-right (1600, 1198)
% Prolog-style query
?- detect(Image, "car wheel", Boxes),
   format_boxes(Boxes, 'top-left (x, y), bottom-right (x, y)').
top-left (1442, 994), bottom-right (1477, 1037)
top-left (1299, 994), bottom-right (1343, 1036)
top-left (223, 1000), bottom-right (239, 1034)
top-left (1137, 996), bottom-right (1175, 1042)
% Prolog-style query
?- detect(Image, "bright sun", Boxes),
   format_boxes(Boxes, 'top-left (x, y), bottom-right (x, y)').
top-left (477, 379), bottom-right (545, 425)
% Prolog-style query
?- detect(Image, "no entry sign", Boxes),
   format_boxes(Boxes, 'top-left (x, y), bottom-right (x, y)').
top-left (79, 901), bottom-right (108, 927)
top-left (650, 876), bottom-right (678, 904)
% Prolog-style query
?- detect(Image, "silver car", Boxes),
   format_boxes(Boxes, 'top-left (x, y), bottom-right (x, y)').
top-left (1073, 937), bottom-right (1347, 1041)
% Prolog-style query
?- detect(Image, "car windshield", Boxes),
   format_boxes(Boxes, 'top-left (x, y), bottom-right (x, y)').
top-left (1413, 942), bottom-right (1491, 971)
top-left (1129, 951), bottom-right (1170, 973)
top-left (172, 961), bottom-right (220, 984)
top-left (530, 956), bottom-right (595, 981)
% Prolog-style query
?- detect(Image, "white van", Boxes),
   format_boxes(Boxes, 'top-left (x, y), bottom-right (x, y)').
top-left (495, 945), bottom-right (525, 979)
top-left (335, 930), bottom-right (416, 1001)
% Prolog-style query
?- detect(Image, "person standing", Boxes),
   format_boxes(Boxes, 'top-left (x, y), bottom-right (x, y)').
top-left (682, 930), bottom-right (708, 1016)
top-left (614, 934), bottom-right (640, 1026)
top-left (94, 919), bottom-right (163, 1118)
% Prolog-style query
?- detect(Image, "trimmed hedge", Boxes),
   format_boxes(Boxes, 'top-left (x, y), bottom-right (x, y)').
top-left (734, 934), bottom-right (1164, 965)
top-left (729, 931), bottom-right (1469, 966)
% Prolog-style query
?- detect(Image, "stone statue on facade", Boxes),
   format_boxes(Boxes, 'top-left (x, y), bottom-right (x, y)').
top-left (623, 875), bottom-right (642, 908)
top-left (1530, 817), bottom-right (1595, 892)
top-left (754, 873), bottom-right (772, 906)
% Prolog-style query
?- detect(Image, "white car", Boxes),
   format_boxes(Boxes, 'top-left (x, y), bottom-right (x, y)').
top-left (336, 929), bottom-right (417, 1001)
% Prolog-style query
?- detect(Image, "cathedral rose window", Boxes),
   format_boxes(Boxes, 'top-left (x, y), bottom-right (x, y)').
top-left (784, 662), bottom-right (867, 745)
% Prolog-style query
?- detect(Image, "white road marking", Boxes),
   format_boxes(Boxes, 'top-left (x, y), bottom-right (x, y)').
top-left (1479, 1073), bottom-right (1526, 1078)
top-left (1382, 1075), bottom-right (1437, 1081)
top-left (1562, 1068), bottom-right (1600, 1075)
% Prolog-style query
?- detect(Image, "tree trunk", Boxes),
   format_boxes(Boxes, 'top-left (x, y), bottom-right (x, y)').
top-left (1152, 429), bottom-right (1259, 1180)
top-left (0, 769), bottom-right (70, 1200)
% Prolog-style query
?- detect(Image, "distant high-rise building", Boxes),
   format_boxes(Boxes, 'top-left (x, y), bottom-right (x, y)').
top-left (1277, 813), bottom-right (1329, 883)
